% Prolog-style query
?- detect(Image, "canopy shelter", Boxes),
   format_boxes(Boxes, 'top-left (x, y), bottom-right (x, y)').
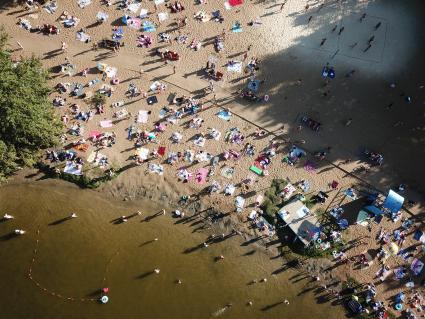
top-left (356, 209), bottom-right (370, 226)
top-left (277, 200), bottom-right (321, 246)
top-left (363, 205), bottom-right (383, 216)
top-left (383, 190), bottom-right (404, 213)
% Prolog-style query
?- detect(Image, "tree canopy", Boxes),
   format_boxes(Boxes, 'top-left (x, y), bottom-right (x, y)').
top-left (0, 27), bottom-right (62, 181)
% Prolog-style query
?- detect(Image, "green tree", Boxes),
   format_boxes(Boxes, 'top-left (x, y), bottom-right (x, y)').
top-left (0, 27), bottom-right (62, 181)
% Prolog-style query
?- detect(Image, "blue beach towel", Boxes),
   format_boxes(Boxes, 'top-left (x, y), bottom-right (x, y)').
top-left (217, 109), bottom-right (232, 121)
top-left (231, 21), bottom-right (242, 33)
top-left (143, 21), bottom-right (156, 32)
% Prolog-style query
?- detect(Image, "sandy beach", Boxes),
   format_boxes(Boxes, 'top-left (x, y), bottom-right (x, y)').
top-left (1, 0), bottom-right (425, 317)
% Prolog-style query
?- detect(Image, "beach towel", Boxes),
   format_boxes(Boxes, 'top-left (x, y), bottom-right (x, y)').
top-left (394, 267), bottom-right (406, 280)
top-left (44, 1), bottom-right (58, 14)
top-left (128, 18), bottom-right (142, 30)
top-left (229, 0), bottom-right (243, 6)
top-left (159, 107), bottom-right (168, 119)
top-left (142, 21), bottom-right (156, 32)
top-left (137, 110), bottom-right (149, 123)
top-left (235, 196), bottom-right (245, 212)
top-left (136, 148), bottom-right (149, 161)
top-left (96, 11), bottom-right (109, 22)
top-left (158, 12), bottom-right (169, 22)
top-left (105, 66), bottom-right (117, 78)
top-left (231, 21), bottom-right (242, 33)
top-left (195, 168), bottom-right (208, 184)
top-left (217, 109), bottom-right (232, 121)
top-left (77, 0), bottom-right (91, 9)
top-left (100, 120), bottom-right (113, 128)
top-left (157, 146), bottom-right (166, 156)
top-left (225, 184), bottom-right (236, 195)
top-left (247, 79), bottom-right (260, 92)
top-left (227, 61), bottom-right (242, 73)
top-left (64, 161), bottom-right (83, 175)
top-left (127, 2), bottom-right (141, 13)
top-left (221, 166), bottom-right (235, 179)
top-left (149, 81), bottom-right (162, 91)
top-left (63, 17), bottom-right (80, 28)
top-left (89, 130), bottom-right (102, 139)
top-left (73, 144), bottom-right (89, 152)
top-left (411, 258), bottom-right (424, 276)
top-left (71, 83), bottom-right (84, 97)
top-left (147, 96), bottom-right (158, 105)
top-left (193, 136), bottom-right (206, 147)
top-left (87, 78), bottom-right (100, 88)
top-left (249, 165), bottom-right (263, 176)
top-left (304, 160), bottom-right (316, 172)
top-left (76, 31), bottom-right (91, 42)
top-left (140, 9), bottom-right (149, 18)
top-left (148, 163), bottom-right (164, 175)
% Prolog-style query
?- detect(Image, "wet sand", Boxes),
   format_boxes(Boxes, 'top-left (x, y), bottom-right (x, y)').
top-left (0, 179), bottom-right (342, 319)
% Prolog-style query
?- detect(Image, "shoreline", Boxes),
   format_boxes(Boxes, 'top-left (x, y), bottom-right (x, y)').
top-left (1, 0), bottom-right (425, 317)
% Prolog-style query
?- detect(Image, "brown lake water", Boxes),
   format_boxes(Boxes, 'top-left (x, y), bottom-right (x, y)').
top-left (0, 180), bottom-right (343, 319)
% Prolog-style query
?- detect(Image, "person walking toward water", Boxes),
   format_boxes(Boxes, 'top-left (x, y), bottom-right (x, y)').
top-left (338, 26), bottom-right (345, 35)
top-left (375, 22), bottom-right (382, 30)
top-left (320, 38), bottom-right (327, 46)
top-left (359, 13), bottom-right (366, 22)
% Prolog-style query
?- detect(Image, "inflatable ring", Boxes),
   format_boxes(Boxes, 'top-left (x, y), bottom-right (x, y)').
top-left (111, 78), bottom-right (120, 85)
top-left (395, 303), bottom-right (402, 311)
top-left (316, 239), bottom-right (322, 244)
top-left (264, 94), bottom-right (269, 102)
top-left (101, 295), bottom-right (109, 304)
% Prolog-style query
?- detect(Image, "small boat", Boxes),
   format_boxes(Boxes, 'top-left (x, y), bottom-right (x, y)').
top-left (3, 214), bottom-right (14, 220)
top-left (14, 229), bottom-right (25, 235)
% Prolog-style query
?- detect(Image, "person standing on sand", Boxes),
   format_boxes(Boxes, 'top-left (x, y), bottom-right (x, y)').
top-left (375, 22), bottom-right (382, 30)
top-left (338, 26), bottom-right (345, 35)
top-left (61, 41), bottom-right (68, 53)
top-left (307, 16), bottom-right (313, 24)
top-left (359, 13), bottom-right (366, 22)
top-left (320, 38), bottom-right (327, 46)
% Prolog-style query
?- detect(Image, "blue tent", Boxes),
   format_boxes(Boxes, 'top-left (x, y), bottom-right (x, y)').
top-left (363, 205), bottom-right (383, 216)
top-left (383, 190), bottom-right (404, 213)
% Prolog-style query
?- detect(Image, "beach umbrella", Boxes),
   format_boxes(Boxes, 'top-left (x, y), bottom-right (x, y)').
top-left (389, 242), bottom-right (399, 255)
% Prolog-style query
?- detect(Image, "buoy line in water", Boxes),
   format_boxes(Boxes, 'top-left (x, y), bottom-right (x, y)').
top-left (27, 229), bottom-right (119, 303)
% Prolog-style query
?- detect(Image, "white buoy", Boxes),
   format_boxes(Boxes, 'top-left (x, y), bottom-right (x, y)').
top-left (3, 214), bottom-right (14, 220)
top-left (100, 295), bottom-right (109, 304)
